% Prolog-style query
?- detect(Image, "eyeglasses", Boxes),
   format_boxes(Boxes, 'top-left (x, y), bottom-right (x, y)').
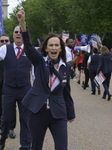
top-left (14, 31), bottom-right (21, 34)
top-left (0, 40), bottom-right (9, 43)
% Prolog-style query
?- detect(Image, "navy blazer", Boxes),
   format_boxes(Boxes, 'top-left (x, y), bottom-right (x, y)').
top-left (97, 53), bottom-right (112, 74)
top-left (22, 30), bottom-right (75, 120)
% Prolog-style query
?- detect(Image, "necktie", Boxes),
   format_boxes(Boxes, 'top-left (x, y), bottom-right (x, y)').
top-left (16, 47), bottom-right (21, 59)
top-left (47, 57), bottom-right (60, 76)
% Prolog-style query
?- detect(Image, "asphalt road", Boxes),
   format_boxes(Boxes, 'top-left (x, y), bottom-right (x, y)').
top-left (3, 73), bottom-right (112, 150)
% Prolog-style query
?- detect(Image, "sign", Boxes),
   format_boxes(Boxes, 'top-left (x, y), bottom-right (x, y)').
top-left (80, 34), bottom-right (88, 45)
top-left (62, 33), bottom-right (69, 42)
top-left (88, 33), bottom-right (102, 48)
top-left (92, 40), bottom-right (98, 48)
top-left (37, 38), bottom-right (41, 47)
top-left (88, 33), bottom-right (97, 45)
top-left (94, 71), bottom-right (106, 87)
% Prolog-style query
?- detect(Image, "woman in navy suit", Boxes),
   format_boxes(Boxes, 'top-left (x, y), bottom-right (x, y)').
top-left (17, 10), bottom-right (75, 150)
top-left (97, 46), bottom-right (112, 101)
top-left (87, 48), bottom-right (100, 95)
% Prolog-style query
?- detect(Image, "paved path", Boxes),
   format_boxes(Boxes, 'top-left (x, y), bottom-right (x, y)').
top-left (3, 73), bottom-right (112, 150)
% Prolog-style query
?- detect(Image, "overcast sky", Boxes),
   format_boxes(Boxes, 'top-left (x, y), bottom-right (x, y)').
top-left (8, 0), bottom-right (20, 17)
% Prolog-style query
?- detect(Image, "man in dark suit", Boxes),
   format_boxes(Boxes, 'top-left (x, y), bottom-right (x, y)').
top-left (0, 26), bottom-right (32, 150)
top-left (0, 34), bottom-right (16, 139)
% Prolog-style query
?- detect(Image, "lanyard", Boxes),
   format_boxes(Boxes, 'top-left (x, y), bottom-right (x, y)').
top-left (50, 68), bottom-right (59, 91)
top-left (50, 74), bottom-right (57, 91)
top-left (47, 70), bottom-right (59, 110)
top-left (17, 47), bottom-right (24, 59)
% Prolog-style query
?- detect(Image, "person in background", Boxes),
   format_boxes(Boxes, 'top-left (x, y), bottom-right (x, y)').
top-left (16, 10), bottom-right (75, 150)
top-left (65, 38), bottom-right (79, 79)
top-left (81, 51), bottom-right (90, 89)
top-left (87, 48), bottom-right (100, 95)
top-left (0, 34), bottom-right (16, 139)
top-left (0, 26), bottom-right (32, 150)
top-left (97, 46), bottom-right (112, 101)
top-left (76, 51), bottom-right (85, 84)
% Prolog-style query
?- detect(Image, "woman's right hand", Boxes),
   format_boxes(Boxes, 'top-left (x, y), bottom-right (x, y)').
top-left (16, 10), bottom-right (26, 32)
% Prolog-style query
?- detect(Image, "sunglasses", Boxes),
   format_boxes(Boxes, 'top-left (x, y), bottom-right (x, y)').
top-left (14, 31), bottom-right (21, 34)
top-left (0, 40), bottom-right (9, 43)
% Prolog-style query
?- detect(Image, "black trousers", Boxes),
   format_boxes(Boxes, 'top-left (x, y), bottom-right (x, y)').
top-left (102, 73), bottom-right (111, 96)
top-left (29, 105), bottom-right (68, 150)
top-left (1, 85), bottom-right (31, 150)
top-left (84, 68), bottom-right (90, 87)
top-left (0, 81), bottom-right (16, 130)
top-left (89, 71), bottom-right (100, 92)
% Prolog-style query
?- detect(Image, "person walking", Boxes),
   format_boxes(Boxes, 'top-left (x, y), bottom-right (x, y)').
top-left (16, 10), bottom-right (75, 150)
top-left (0, 26), bottom-right (32, 150)
top-left (0, 34), bottom-right (16, 139)
top-left (87, 48), bottom-right (100, 95)
top-left (81, 51), bottom-right (90, 89)
top-left (76, 51), bottom-right (85, 84)
top-left (97, 46), bottom-right (112, 101)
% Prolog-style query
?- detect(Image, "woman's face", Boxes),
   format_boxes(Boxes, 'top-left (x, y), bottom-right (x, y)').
top-left (45, 37), bottom-right (62, 60)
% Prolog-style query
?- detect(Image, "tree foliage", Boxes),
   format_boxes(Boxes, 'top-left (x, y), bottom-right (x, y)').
top-left (3, 0), bottom-right (112, 45)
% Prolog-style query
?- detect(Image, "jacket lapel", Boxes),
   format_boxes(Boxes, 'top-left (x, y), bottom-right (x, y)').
top-left (51, 65), bottom-right (67, 92)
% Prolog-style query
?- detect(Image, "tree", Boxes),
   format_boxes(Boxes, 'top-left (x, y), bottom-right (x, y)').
top-left (3, 0), bottom-right (112, 44)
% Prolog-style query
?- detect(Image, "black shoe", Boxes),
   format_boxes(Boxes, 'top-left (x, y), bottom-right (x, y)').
top-left (102, 96), bottom-right (106, 99)
top-left (98, 90), bottom-right (101, 95)
top-left (91, 91), bottom-right (95, 95)
top-left (9, 130), bottom-right (16, 138)
top-left (86, 84), bottom-right (89, 88)
top-left (82, 81), bottom-right (84, 86)
top-left (82, 85), bottom-right (86, 90)
top-left (77, 80), bottom-right (80, 84)
top-left (108, 94), bottom-right (111, 101)
top-left (0, 139), bottom-right (5, 150)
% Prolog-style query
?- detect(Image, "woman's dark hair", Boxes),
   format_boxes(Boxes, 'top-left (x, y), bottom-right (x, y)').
top-left (41, 33), bottom-right (66, 62)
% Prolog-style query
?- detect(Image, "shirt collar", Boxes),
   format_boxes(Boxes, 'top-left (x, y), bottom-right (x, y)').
top-left (65, 46), bottom-right (72, 52)
top-left (44, 56), bottom-right (66, 67)
top-left (13, 43), bottom-right (24, 49)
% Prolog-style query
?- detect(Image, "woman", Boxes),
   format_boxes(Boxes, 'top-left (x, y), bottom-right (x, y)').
top-left (16, 10), bottom-right (75, 150)
top-left (87, 48), bottom-right (100, 95)
top-left (97, 46), bottom-right (112, 101)
top-left (76, 51), bottom-right (85, 84)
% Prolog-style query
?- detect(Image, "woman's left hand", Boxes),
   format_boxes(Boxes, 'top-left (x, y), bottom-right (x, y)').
top-left (68, 119), bottom-right (75, 123)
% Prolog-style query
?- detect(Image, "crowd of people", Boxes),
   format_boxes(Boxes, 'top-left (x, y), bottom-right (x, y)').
top-left (0, 9), bottom-right (111, 150)
top-left (65, 38), bottom-right (112, 101)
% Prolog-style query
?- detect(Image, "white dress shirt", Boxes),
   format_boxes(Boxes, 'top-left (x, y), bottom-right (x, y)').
top-left (65, 46), bottom-right (73, 62)
top-left (44, 56), bottom-right (66, 91)
top-left (0, 43), bottom-right (24, 60)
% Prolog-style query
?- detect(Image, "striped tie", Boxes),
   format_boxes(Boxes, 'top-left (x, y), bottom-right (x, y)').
top-left (16, 47), bottom-right (21, 59)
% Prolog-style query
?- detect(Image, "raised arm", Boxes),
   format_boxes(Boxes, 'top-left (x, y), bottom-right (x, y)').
top-left (16, 10), bottom-right (41, 66)
top-left (16, 10), bottom-right (27, 32)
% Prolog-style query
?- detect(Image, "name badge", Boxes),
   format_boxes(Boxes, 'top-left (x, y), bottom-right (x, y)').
top-left (22, 53), bottom-right (26, 56)
top-left (46, 99), bottom-right (50, 110)
top-left (62, 79), bottom-right (67, 83)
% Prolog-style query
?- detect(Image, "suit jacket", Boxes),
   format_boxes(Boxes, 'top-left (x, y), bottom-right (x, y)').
top-left (89, 54), bottom-right (99, 73)
top-left (0, 61), bottom-right (4, 83)
top-left (97, 53), bottom-right (112, 74)
top-left (3, 43), bottom-right (32, 87)
top-left (22, 30), bottom-right (75, 120)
